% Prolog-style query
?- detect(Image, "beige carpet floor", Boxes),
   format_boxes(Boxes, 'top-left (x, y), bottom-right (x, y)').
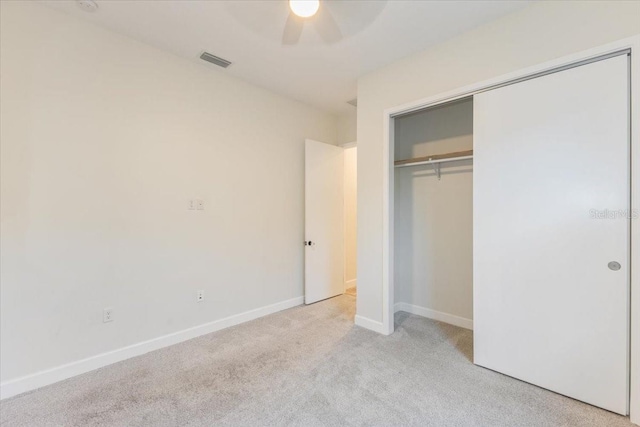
top-left (0, 295), bottom-right (633, 426)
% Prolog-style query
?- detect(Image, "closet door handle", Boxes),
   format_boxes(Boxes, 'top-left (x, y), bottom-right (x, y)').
top-left (608, 261), bottom-right (621, 271)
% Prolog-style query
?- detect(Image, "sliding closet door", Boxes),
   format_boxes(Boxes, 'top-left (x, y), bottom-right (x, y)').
top-left (474, 54), bottom-right (629, 414)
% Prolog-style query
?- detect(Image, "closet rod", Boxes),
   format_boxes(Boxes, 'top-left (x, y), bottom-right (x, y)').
top-left (394, 149), bottom-right (473, 168)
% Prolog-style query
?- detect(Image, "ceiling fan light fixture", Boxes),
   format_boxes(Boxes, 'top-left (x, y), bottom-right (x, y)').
top-left (289, 0), bottom-right (319, 18)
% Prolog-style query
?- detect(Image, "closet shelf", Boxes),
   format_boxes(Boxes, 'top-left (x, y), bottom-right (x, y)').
top-left (394, 149), bottom-right (473, 168)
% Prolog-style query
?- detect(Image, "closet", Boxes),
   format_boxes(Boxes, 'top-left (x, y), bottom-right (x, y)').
top-left (394, 97), bottom-right (474, 328)
top-left (392, 52), bottom-right (630, 415)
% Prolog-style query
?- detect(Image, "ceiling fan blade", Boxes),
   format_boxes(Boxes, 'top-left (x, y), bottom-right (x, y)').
top-left (282, 13), bottom-right (304, 45)
top-left (314, 3), bottom-right (342, 44)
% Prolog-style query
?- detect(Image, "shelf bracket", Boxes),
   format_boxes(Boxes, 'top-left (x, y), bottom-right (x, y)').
top-left (435, 162), bottom-right (441, 180)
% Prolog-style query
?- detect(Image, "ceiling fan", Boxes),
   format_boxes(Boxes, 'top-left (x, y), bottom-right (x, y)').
top-left (283, 0), bottom-right (342, 45)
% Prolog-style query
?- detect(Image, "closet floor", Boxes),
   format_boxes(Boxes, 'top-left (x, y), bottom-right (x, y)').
top-left (0, 295), bottom-right (632, 427)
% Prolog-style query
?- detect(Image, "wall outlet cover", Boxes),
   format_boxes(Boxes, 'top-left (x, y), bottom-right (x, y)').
top-left (103, 307), bottom-right (114, 323)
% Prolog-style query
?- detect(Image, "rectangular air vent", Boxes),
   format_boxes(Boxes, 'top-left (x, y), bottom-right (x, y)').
top-left (200, 52), bottom-right (232, 68)
top-left (347, 98), bottom-right (358, 107)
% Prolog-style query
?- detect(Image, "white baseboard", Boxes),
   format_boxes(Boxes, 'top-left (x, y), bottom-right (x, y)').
top-left (344, 279), bottom-right (357, 288)
top-left (354, 314), bottom-right (387, 334)
top-left (394, 302), bottom-right (473, 330)
top-left (0, 296), bottom-right (304, 400)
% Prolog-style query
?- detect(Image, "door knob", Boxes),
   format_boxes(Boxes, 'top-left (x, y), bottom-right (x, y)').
top-left (608, 261), bottom-right (621, 271)
top-left (304, 241), bottom-right (315, 246)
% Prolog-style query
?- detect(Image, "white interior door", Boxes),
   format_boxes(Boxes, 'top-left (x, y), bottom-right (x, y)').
top-left (473, 54), bottom-right (630, 414)
top-left (305, 139), bottom-right (344, 304)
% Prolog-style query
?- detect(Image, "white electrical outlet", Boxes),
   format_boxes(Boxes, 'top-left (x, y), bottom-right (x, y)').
top-left (188, 199), bottom-right (196, 210)
top-left (197, 290), bottom-right (204, 302)
top-left (103, 307), bottom-right (114, 323)
top-left (196, 199), bottom-right (204, 210)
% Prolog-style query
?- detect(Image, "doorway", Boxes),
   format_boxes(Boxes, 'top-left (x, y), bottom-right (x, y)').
top-left (304, 139), bottom-right (358, 305)
top-left (344, 144), bottom-right (357, 297)
top-left (393, 99), bottom-right (473, 329)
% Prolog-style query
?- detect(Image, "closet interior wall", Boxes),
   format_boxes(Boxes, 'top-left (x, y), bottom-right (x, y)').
top-left (394, 97), bottom-right (474, 325)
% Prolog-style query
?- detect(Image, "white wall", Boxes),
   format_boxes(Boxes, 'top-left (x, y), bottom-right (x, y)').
top-left (0, 1), bottom-right (337, 385)
top-left (356, 0), bottom-right (640, 325)
top-left (394, 99), bottom-right (473, 321)
top-left (337, 109), bottom-right (357, 145)
top-left (344, 147), bottom-right (357, 289)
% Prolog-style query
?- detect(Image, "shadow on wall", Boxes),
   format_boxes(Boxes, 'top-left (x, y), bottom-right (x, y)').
top-left (394, 162), bottom-right (473, 307)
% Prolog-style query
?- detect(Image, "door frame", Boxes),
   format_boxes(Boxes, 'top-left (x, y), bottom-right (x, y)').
top-left (381, 35), bottom-right (640, 423)
top-left (341, 141), bottom-right (357, 294)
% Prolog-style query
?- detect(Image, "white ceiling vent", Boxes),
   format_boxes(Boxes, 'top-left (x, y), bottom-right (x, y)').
top-left (347, 98), bottom-right (358, 107)
top-left (200, 52), bottom-right (232, 68)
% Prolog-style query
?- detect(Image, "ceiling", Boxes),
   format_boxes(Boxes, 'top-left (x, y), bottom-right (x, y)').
top-left (41, 0), bottom-right (532, 114)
